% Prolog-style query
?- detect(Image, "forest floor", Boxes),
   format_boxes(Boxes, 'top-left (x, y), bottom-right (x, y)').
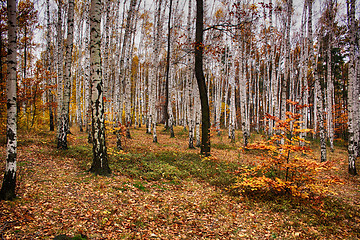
top-left (0, 125), bottom-right (359, 239)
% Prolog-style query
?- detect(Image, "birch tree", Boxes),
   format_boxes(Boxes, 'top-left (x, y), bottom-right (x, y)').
top-left (163, 0), bottom-right (173, 130)
top-left (57, 0), bottom-right (75, 149)
top-left (89, 0), bottom-right (110, 175)
top-left (46, 0), bottom-right (54, 131)
top-left (229, 49), bottom-right (236, 142)
top-left (56, 0), bottom-right (64, 135)
top-left (326, 0), bottom-right (335, 152)
top-left (347, 0), bottom-right (357, 175)
top-left (0, 0), bottom-right (17, 200)
top-left (118, 0), bottom-right (137, 129)
top-left (308, 0), bottom-right (327, 162)
top-left (151, 0), bottom-right (163, 143)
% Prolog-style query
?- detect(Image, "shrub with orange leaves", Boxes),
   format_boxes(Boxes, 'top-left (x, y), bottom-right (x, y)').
top-left (233, 100), bottom-right (342, 199)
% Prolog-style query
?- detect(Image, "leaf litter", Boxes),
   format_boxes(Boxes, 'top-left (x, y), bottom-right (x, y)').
top-left (0, 126), bottom-right (359, 239)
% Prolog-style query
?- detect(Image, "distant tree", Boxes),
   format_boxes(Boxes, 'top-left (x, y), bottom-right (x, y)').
top-left (307, 0), bottom-right (327, 162)
top-left (17, 0), bottom-right (37, 82)
top-left (46, 0), bottom-right (54, 131)
top-left (0, 0), bottom-right (17, 200)
top-left (17, 0), bottom-right (38, 128)
top-left (325, 0), bottom-right (335, 152)
top-left (56, 0), bottom-right (64, 138)
top-left (163, 0), bottom-right (172, 129)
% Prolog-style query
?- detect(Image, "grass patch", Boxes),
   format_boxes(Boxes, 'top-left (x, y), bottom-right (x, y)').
top-left (333, 138), bottom-right (347, 149)
top-left (212, 142), bottom-right (237, 150)
top-left (174, 127), bottom-right (188, 139)
top-left (133, 181), bottom-right (148, 192)
top-left (51, 144), bottom-right (93, 170)
top-left (111, 151), bottom-right (189, 181)
top-left (110, 150), bottom-right (238, 188)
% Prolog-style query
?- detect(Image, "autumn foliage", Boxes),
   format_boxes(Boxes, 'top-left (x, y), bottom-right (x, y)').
top-left (233, 100), bottom-right (342, 199)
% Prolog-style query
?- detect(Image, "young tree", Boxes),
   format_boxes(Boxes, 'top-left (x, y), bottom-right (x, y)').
top-left (0, 0), bottom-right (17, 200)
top-left (195, 0), bottom-right (210, 156)
top-left (89, 0), bottom-right (110, 175)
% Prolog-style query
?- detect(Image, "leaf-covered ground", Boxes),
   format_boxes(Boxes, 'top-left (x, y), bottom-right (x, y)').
top-left (0, 126), bottom-right (359, 239)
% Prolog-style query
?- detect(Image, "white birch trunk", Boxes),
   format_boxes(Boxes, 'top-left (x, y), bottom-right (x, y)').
top-left (57, 0), bottom-right (64, 135)
top-left (46, 0), bottom-right (54, 131)
top-left (326, 8), bottom-right (334, 151)
top-left (268, 0), bottom-right (276, 135)
top-left (152, 0), bottom-right (163, 143)
top-left (299, 1), bottom-right (308, 145)
top-left (347, 0), bottom-right (357, 175)
top-left (308, 0), bottom-right (326, 162)
top-left (239, 51), bottom-right (249, 147)
top-left (89, 0), bottom-right (110, 175)
top-left (84, 0), bottom-right (91, 134)
top-left (76, 69), bottom-right (83, 132)
top-left (0, 0), bottom-right (17, 200)
top-left (229, 60), bottom-right (236, 143)
top-left (58, 0), bottom-right (75, 149)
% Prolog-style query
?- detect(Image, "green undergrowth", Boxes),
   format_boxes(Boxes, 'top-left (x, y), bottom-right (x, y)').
top-left (174, 127), bottom-right (188, 139)
top-left (51, 144), bottom-right (93, 170)
top-left (110, 150), bottom-right (239, 188)
top-left (53, 143), bottom-right (239, 190)
top-left (212, 142), bottom-right (237, 150)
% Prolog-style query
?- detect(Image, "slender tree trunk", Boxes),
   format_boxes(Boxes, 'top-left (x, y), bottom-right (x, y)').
top-left (193, 73), bottom-right (200, 146)
top-left (229, 59), bottom-right (236, 143)
top-left (23, 26), bottom-right (27, 82)
top-left (239, 54), bottom-right (248, 147)
top-left (347, 0), bottom-right (357, 175)
top-left (102, 1), bottom-right (111, 120)
top-left (195, 0), bottom-right (210, 156)
top-left (152, 0), bottom-right (163, 143)
top-left (84, 0), bottom-right (92, 141)
top-left (89, 0), bottom-right (111, 175)
top-left (76, 70), bottom-right (83, 132)
top-left (314, 61), bottom-right (327, 162)
top-left (281, 0), bottom-right (292, 140)
top-left (57, 0), bottom-right (75, 149)
top-left (121, 0), bottom-right (137, 133)
top-left (326, 0), bottom-right (334, 152)
top-left (326, 34), bottom-right (334, 151)
top-left (308, 0), bottom-right (327, 162)
top-left (268, 0), bottom-right (275, 135)
top-left (163, 0), bottom-right (172, 127)
top-left (23, 25), bottom-right (28, 129)
top-left (299, 1), bottom-right (308, 145)
top-left (46, 0), bottom-right (54, 131)
top-left (57, 0), bottom-right (64, 136)
top-left (0, 0), bottom-right (17, 200)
